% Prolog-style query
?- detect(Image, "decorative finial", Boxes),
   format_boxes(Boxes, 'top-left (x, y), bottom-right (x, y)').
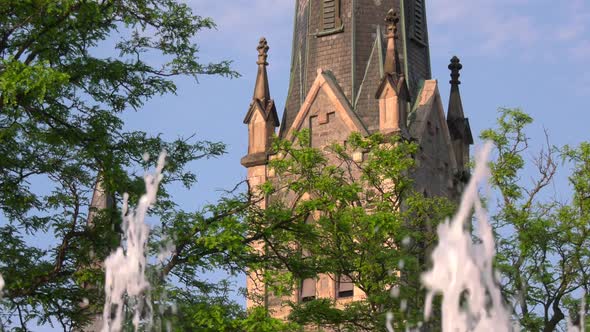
top-left (385, 9), bottom-right (400, 39)
top-left (253, 37), bottom-right (271, 101)
top-left (257, 37), bottom-right (269, 65)
top-left (449, 56), bottom-right (462, 85)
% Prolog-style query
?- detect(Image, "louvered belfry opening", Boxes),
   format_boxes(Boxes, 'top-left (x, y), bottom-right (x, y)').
top-left (412, 0), bottom-right (426, 45)
top-left (322, 0), bottom-right (341, 31)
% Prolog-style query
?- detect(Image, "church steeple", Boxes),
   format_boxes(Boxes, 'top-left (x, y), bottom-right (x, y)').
top-left (241, 37), bottom-right (279, 168)
top-left (280, 0), bottom-right (432, 137)
top-left (87, 172), bottom-right (114, 226)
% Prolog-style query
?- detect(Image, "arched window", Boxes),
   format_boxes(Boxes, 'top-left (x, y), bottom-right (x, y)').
top-left (321, 0), bottom-right (342, 32)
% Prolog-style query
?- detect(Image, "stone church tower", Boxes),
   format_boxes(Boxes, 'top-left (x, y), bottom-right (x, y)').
top-left (241, 0), bottom-right (473, 318)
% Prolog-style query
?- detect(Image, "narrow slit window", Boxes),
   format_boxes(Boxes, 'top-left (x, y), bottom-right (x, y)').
top-left (301, 278), bottom-right (316, 302)
top-left (322, 0), bottom-right (341, 31)
top-left (427, 121), bottom-right (434, 136)
top-left (411, 0), bottom-right (427, 45)
top-left (337, 275), bottom-right (354, 298)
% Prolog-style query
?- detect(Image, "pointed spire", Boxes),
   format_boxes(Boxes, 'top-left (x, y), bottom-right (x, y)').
top-left (375, 9), bottom-right (410, 137)
top-left (447, 55), bottom-right (473, 144)
top-left (253, 37), bottom-right (271, 101)
top-left (447, 56), bottom-right (465, 121)
top-left (244, 37), bottom-right (279, 127)
top-left (87, 172), bottom-right (114, 227)
top-left (384, 9), bottom-right (401, 76)
top-left (241, 38), bottom-right (279, 167)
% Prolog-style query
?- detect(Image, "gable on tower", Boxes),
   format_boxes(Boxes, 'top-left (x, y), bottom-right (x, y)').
top-left (243, 99), bottom-right (279, 128)
top-left (286, 69), bottom-right (369, 144)
top-left (409, 81), bottom-right (455, 153)
top-left (407, 80), bottom-right (458, 197)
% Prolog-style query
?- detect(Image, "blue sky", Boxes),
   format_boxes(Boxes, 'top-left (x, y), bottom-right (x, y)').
top-left (124, 0), bottom-right (590, 208)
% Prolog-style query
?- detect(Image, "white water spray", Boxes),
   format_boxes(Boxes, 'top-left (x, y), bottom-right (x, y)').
top-left (101, 152), bottom-right (166, 332)
top-left (386, 143), bottom-right (585, 332)
top-left (568, 298), bottom-right (586, 332)
top-left (419, 143), bottom-right (514, 331)
top-left (388, 143), bottom-right (511, 331)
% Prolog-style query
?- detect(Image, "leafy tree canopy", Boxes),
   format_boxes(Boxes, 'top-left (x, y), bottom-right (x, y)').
top-left (0, 0), bottom-right (251, 330)
top-left (246, 131), bottom-right (456, 331)
top-left (482, 108), bottom-right (590, 331)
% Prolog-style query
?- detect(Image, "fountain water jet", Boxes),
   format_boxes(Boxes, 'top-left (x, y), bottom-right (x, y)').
top-left (386, 143), bottom-right (585, 332)
top-left (101, 152), bottom-right (167, 332)
top-left (419, 143), bottom-right (514, 331)
top-left (388, 143), bottom-right (513, 331)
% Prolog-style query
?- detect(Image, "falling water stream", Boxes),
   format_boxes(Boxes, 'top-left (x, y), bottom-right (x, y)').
top-left (415, 143), bottom-right (514, 331)
top-left (101, 153), bottom-right (167, 332)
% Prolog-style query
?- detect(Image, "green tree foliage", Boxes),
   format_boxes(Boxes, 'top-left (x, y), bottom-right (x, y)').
top-left (249, 131), bottom-right (456, 331)
top-left (0, 0), bottom-right (273, 330)
top-left (482, 108), bottom-right (590, 331)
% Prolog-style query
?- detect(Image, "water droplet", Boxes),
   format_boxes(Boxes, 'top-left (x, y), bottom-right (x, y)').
top-left (402, 237), bottom-right (411, 247)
